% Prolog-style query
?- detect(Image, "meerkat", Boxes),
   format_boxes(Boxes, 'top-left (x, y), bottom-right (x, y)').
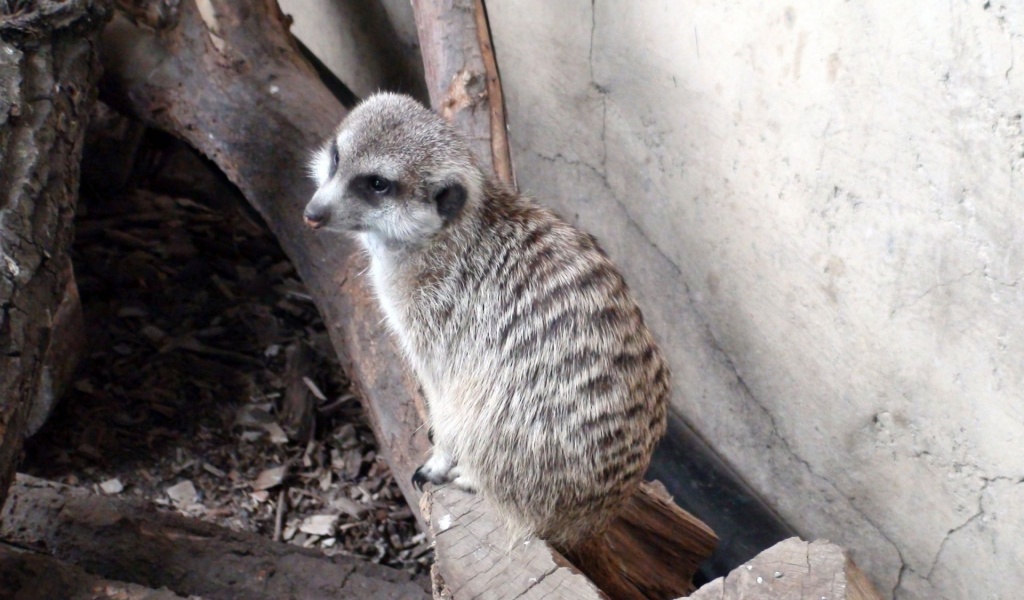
top-left (303, 92), bottom-right (668, 554)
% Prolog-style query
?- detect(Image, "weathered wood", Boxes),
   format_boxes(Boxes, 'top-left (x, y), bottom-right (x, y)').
top-left (424, 480), bottom-right (717, 600)
top-left (411, 0), bottom-right (514, 186)
top-left (0, 0), bottom-right (110, 509)
top-left (1, 474), bottom-right (430, 600)
top-left (25, 264), bottom-right (85, 437)
top-left (422, 487), bottom-right (605, 600)
top-left (99, 0), bottom-right (433, 530)
top-left (0, 541), bottom-right (186, 600)
top-left (608, 481), bottom-right (718, 597)
top-left (686, 538), bottom-right (884, 600)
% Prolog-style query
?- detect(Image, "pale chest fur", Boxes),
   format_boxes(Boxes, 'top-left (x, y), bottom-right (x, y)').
top-left (362, 235), bottom-right (475, 411)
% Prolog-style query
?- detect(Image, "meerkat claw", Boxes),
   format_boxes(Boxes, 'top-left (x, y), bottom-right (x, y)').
top-left (411, 466), bottom-right (429, 491)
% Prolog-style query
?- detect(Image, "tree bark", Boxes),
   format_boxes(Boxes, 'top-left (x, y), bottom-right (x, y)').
top-left (1, 474), bottom-right (430, 600)
top-left (0, 541), bottom-right (188, 600)
top-left (412, 0), bottom-right (514, 186)
top-left (25, 264), bottom-right (85, 437)
top-left (0, 0), bottom-right (110, 509)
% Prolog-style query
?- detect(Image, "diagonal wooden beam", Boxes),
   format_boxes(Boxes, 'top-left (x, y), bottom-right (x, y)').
top-left (99, 0), bottom-right (433, 530)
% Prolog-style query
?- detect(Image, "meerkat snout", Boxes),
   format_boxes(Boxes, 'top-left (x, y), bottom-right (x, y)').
top-left (303, 206), bottom-right (327, 229)
top-left (305, 92), bottom-right (668, 556)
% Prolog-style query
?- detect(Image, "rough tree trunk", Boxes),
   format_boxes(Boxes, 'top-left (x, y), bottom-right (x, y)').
top-left (98, 0), bottom-right (434, 530)
top-left (0, 0), bottom-right (110, 509)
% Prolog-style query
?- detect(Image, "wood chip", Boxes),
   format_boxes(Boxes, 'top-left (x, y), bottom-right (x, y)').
top-left (140, 324), bottom-right (167, 343)
top-left (166, 480), bottom-right (197, 505)
top-left (99, 478), bottom-right (124, 495)
top-left (302, 376), bottom-right (327, 401)
top-left (298, 514), bottom-right (339, 537)
top-left (252, 465), bottom-right (287, 491)
top-left (263, 422), bottom-right (289, 445)
top-left (202, 462), bottom-right (226, 477)
top-left (330, 495), bottom-right (368, 519)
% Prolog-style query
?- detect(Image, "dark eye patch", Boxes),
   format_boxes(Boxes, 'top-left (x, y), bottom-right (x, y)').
top-left (350, 174), bottom-right (397, 204)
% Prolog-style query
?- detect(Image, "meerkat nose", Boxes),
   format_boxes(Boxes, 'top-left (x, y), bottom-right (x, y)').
top-left (303, 208), bottom-right (328, 229)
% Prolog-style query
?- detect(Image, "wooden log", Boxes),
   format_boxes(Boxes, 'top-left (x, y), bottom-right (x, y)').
top-left (686, 537), bottom-right (884, 600)
top-left (0, 0), bottom-right (110, 510)
top-left (422, 487), bottom-right (605, 600)
top-left (99, 3), bottom-right (717, 598)
top-left (25, 263), bottom-right (85, 437)
top-left (0, 542), bottom-right (186, 600)
top-left (98, 0), bottom-right (433, 531)
top-left (422, 481), bottom-right (717, 600)
top-left (411, 0), bottom-right (514, 186)
top-left (1, 474), bottom-right (431, 600)
top-left (608, 481), bottom-right (718, 597)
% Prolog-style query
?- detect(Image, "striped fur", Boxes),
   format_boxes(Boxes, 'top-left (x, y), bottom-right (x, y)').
top-left (305, 93), bottom-right (668, 551)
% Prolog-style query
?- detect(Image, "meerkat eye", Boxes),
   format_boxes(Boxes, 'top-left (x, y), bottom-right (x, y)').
top-left (329, 141), bottom-right (340, 176)
top-left (368, 175), bottom-right (391, 194)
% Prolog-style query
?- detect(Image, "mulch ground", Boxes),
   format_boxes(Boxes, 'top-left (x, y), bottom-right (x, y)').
top-left (22, 123), bottom-right (430, 575)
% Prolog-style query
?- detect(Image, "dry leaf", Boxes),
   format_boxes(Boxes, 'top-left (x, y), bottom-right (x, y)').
top-left (252, 465), bottom-right (287, 490)
top-left (166, 480), bottom-right (197, 505)
top-left (299, 514), bottom-right (339, 536)
top-left (99, 478), bottom-right (124, 495)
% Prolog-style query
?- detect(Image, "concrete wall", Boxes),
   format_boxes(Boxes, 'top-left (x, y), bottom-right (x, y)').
top-left (285, 2), bottom-right (1024, 598)
top-left (486, 2), bottom-right (1024, 599)
top-left (280, 0), bottom-right (426, 102)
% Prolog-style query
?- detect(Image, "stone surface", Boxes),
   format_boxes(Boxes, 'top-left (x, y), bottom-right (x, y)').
top-left (278, 0), bottom-right (427, 103)
top-left (291, 2), bottom-right (1024, 599)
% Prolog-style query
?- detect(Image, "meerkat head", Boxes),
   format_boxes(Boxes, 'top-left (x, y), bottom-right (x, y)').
top-left (303, 93), bottom-right (483, 245)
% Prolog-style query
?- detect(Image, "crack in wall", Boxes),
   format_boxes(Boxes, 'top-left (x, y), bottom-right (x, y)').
top-left (925, 475), bottom-right (1024, 585)
top-left (888, 268), bottom-right (979, 318)
top-left (532, 146), bottom-right (905, 596)
top-left (704, 322), bottom-right (908, 599)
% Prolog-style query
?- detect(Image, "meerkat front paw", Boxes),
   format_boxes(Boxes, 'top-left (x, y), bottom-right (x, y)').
top-left (447, 465), bottom-right (479, 494)
top-left (411, 449), bottom-right (454, 490)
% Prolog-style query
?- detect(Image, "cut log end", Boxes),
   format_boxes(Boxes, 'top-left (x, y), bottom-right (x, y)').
top-left (687, 537), bottom-right (885, 600)
top-left (423, 480), bottom-right (717, 600)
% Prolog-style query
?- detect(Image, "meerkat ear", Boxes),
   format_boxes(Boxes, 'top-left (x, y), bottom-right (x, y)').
top-left (432, 181), bottom-right (467, 222)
